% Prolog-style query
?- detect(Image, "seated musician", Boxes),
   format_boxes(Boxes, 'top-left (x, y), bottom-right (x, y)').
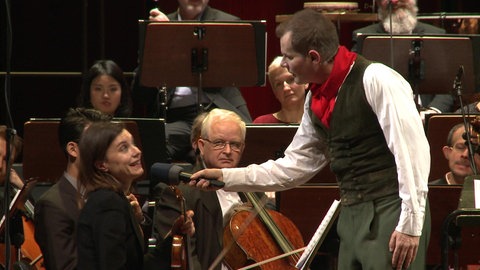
top-left (0, 124), bottom-right (24, 219)
top-left (430, 123), bottom-right (480, 185)
top-left (34, 108), bottom-right (112, 270)
top-left (0, 125), bottom-right (29, 268)
top-left (253, 56), bottom-right (307, 124)
top-left (144, 108), bottom-right (277, 270)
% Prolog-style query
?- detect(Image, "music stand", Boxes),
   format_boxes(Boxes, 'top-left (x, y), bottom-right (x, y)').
top-left (139, 21), bottom-right (266, 113)
top-left (440, 175), bottom-right (480, 269)
top-left (358, 34), bottom-right (476, 95)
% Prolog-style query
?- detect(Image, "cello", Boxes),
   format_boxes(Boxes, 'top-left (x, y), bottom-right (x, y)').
top-left (223, 192), bottom-right (304, 270)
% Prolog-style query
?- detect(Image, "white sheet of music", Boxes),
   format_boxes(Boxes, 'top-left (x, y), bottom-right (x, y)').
top-left (295, 199), bottom-right (340, 270)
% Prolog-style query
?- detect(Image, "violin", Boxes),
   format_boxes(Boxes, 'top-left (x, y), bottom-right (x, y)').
top-left (223, 192), bottom-right (304, 270)
top-left (170, 186), bottom-right (192, 270)
top-left (0, 178), bottom-right (44, 270)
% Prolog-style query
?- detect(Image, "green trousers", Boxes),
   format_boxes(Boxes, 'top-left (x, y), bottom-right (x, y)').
top-left (336, 194), bottom-right (431, 270)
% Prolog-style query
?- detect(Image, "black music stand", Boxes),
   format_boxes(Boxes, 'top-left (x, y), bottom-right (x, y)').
top-left (138, 21), bottom-right (266, 114)
top-left (358, 34), bottom-right (476, 95)
top-left (440, 175), bottom-right (480, 270)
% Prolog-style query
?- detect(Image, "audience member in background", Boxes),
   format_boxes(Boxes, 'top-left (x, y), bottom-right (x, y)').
top-left (77, 60), bottom-right (133, 117)
top-left (352, 0), bottom-right (454, 114)
top-left (145, 108), bottom-right (276, 270)
top-left (34, 108), bottom-right (111, 270)
top-left (253, 56), bottom-right (307, 124)
top-left (132, 0), bottom-right (251, 162)
top-left (430, 123), bottom-right (480, 185)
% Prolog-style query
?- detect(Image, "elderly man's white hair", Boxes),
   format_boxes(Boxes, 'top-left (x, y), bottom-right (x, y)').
top-left (200, 108), bottom-right (246, 141)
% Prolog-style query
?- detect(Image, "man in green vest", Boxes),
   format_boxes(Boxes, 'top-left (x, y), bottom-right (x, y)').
top-left (189, 8), bottom-right (430, 270)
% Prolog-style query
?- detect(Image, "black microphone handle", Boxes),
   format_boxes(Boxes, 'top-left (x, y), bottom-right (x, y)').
top-left (179, 171), bottom-right (225, 188)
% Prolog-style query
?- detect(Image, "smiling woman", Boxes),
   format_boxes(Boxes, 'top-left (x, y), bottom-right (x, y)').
top-left (76, 121), bottom-right (145, 270)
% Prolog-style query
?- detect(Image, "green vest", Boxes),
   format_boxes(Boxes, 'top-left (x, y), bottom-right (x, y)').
top-left (310, 56), bottom-right (399, 206)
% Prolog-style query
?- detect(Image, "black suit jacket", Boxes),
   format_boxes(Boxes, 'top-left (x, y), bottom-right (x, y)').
top-left (34, 175), bottom-right (80, 270)
top-left (77, 189), bottom-right (144, 270)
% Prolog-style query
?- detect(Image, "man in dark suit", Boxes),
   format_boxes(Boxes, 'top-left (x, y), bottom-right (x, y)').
top-left (351, 0), bottom-right (455, 114)
top-left (132, 0), bottom-right (252, 163)
top-left (34, 108), bottom-right (111, 270)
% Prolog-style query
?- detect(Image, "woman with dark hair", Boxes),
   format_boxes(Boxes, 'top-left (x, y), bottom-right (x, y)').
top-left (77, 60), bottom-right (132, 117)
top-left (76, 121), bottom-right (144, 269)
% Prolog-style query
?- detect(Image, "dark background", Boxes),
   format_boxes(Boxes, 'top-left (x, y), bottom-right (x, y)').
top-left (1, 0), bottom-right (479, 137)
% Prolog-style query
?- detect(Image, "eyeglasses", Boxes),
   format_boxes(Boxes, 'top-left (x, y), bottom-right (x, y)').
top-left (450, 143), bottom-right (468, 153)
top-left (202, 138), bottom-right (244, 151)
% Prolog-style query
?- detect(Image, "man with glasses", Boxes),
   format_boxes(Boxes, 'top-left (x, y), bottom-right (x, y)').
top-left (430, 123), bottom-right (480, 185)
top-left (145, 108), bottom-right (271, 270)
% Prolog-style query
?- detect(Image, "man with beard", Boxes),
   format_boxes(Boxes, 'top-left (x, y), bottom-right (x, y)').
top-left (352, 0), bottom-right (454, 114)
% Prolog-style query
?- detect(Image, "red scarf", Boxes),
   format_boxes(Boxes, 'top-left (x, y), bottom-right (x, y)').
top-left (310, 46), bottom-right (357, 128)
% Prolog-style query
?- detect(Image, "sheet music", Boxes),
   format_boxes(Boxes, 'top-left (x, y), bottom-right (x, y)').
top-left (295, 199), bottom-right (341, 270)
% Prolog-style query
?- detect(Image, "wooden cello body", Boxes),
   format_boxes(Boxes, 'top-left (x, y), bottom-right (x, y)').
top-left (223, 193), bottom-right (304, 270)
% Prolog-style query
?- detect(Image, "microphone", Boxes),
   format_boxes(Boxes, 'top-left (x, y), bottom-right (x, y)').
top-left (452, 65), bottom-right (465, 98)
top-left (455, 65), bottom-right (464, 83)
top-left (150, 163), bottom-right (225, 188)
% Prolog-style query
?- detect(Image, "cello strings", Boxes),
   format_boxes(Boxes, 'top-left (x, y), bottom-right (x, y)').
top-left (245, 192), bottom-right (301, 263)
top-left (208, 193), bottom-right (302, 270)
top-left (237, 247), bottom-right (307, 270)
top-left (207, 203), bottom-right (261, 270)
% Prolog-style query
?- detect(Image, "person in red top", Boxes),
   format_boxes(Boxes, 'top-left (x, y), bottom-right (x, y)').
top-left (253, 56), bottom-right (307, 124)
